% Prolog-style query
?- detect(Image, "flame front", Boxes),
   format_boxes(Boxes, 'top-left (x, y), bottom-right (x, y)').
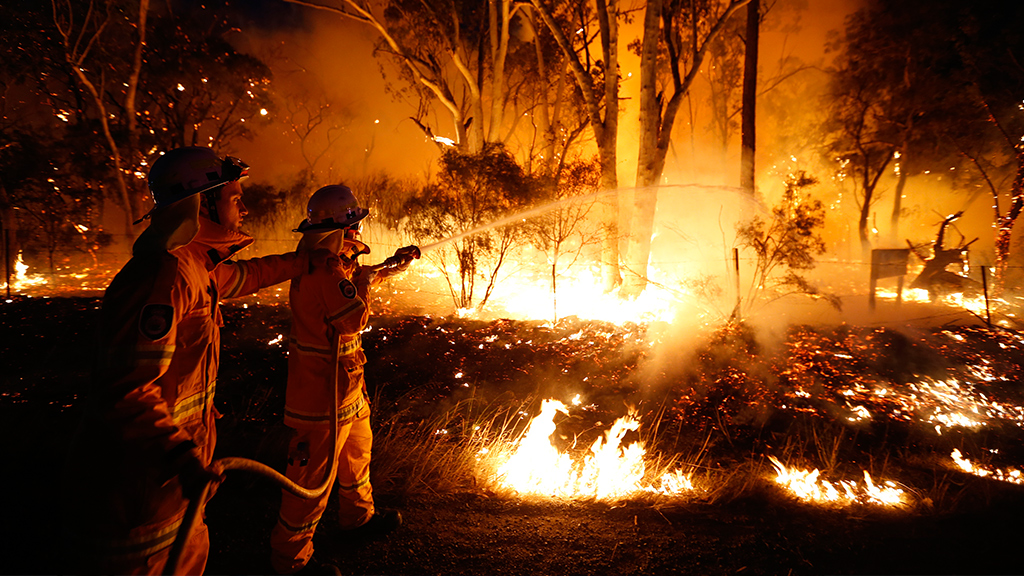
top-left (488, 399), bottom-right (691, 500)
top-left (950, 449), bottom-right (1024, 485)
top-left (769, 456), bottom-right (905, 507)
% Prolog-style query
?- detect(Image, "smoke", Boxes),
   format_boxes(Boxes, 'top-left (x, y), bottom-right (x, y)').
top-left (229, 9), bottom-right (438, 191)
top-left (217, 0), bottom-right (1010, 325)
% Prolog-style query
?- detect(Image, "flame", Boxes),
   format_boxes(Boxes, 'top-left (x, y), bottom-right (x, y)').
top-left (482, 265), bottom-right (685, 324)
top-left (950, 449), bottom-right (1023, 485)
top-left (485, 399), bottom-right (693, 500)
top-left (2, 253), bottom-right (48, 293)
top-left (768, 456), bottom-right (905, 507)
top-left (875, 287), bottom-right (1006, 324)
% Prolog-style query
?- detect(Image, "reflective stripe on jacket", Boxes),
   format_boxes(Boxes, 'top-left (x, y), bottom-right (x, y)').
top-left (284, 254), bottom-right (370, 430)
top-left (64, 216), bottom-right (307, 570)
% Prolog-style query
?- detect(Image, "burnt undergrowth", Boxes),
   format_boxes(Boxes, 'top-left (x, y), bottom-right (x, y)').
top-left (1, 296), bottom-right (1022, 574)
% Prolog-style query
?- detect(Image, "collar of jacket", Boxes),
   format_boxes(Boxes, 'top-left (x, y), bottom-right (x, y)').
top-left (178, 216), bottom-right (255, 270)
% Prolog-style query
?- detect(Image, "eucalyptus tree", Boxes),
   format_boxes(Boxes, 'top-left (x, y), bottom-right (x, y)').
top-left (51, 0), bottom-right (151, 235)
top-left (403, 144), bottom-right (537, 310)
top-left (528, 0), bottom-right (625, 292)
top-left (140, 12), bottom-right (274, 154)
top-left (824, 0), bottom-right (962, 258)
top-left (282, 0), bottom-right (511, 153)
top-left (947, 1), bottom-right (1024, 288)
top-left (623, 0), bottom-right (749, 297)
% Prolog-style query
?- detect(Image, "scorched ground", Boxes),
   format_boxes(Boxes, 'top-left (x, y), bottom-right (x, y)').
top-left (1, 296), bottom-right (1022, 575)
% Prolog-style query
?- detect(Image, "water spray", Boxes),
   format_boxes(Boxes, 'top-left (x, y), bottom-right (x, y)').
top-left (415, 183), bottom-right (756, 254)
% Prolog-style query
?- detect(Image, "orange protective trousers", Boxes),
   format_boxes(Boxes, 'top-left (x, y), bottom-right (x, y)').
top-left (269, 407), bottom-right (374, 574)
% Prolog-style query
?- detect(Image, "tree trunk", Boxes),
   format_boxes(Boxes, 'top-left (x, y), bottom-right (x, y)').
top-left (993, 149), bottom-right (1024, 291)
top-left (890, 157), bottom-right (908, 244)
top-left (597, 135), bottom-right (621, 292)
top-left (75, 69), bottom-right (136, 241)
top-left (623, 0), bottom-right (749, 297)
top-left (530, 0), bottom-right (621, 291)
top-left (0, 177), bottom-right (20, 294)
top-left (596, 0), bottom-right (621, 292)
top-left (487, 0), bottom-right (511, 145)
top-left (523, 9), bottom-right (557, 175)
top-left (621, 0), bottom-right (664, 298)
top-left (124, 0), bottom-right (150, 222)
top-left (739, 0), bottom-right (759, 196)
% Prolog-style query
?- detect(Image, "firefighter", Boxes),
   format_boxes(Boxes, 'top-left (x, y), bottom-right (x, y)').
top-left (62, 146), bottom-right (327, 575)
top-left (270, 185), bottom-right (417, 574)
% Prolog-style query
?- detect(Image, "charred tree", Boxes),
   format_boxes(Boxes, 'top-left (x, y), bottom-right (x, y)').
top-left (907, 211), bottom-right (979, 299)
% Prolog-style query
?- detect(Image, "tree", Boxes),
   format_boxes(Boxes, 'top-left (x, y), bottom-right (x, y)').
top-left (623, 0), bottom-right (749, 297)
top-left (0, 129), bottom-right (112, 273)
top-left (824, 0), bottom-right (969, 257)
top-left (949, 3), bottom-right (1024, 290)
top-left (282, 0), bottom-right (511, 153)
top-left (137, 4), bottom-right (275, 159)
top-left (36, 0), bottom-right (277, 242)
top-left (403, 144), bottom-right (535, 310)
top-left (51, 0), bottom-right (150, 236)
top-left (735, 171), bottom-right (835, 311)
top-left (529, 0), bottom-right (624, 292)
top-left (828, 0), bottom-right (1024, 289)
top-left (2, 0), bottom-right (113, 273)
top-left (738, 0), bottom-right (759, 195)
top-left (528, 158), bottom-right (602, 321)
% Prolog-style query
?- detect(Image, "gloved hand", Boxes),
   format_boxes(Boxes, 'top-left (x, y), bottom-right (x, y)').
top-left (178, 452), bottom-right (224, 502)
top-left (385, 245), bottom-right (420, 272)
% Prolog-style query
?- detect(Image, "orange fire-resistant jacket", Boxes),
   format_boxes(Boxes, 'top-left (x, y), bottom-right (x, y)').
top-left (284, 252), bottom-right (371, 429)
top-left (64, 217), bottom-right (307, 574)
top-left (283, 242), bottom-right (403, 429)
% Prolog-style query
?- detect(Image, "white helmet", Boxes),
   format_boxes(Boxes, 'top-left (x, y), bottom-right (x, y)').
top-left (136, 146), bottom-right (249, 224)
top-left (295, 185), bottom-right (369, 232)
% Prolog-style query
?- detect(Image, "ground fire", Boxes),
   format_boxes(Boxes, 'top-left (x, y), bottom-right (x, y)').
top-left (4, 1), bottom-right (1024, 572)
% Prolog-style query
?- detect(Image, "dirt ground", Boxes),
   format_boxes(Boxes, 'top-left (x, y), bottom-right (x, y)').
top-left (2, 296), bottom-right (1022, 575)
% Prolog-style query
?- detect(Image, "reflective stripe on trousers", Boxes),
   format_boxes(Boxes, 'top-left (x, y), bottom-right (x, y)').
top-left (82, 511), bottom-right (210, 575)
top-left (269, 409), bottom-right (374, 574)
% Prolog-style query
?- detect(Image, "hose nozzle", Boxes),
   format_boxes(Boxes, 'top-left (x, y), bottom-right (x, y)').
top-left (367, 245), bottom-right (420, 272)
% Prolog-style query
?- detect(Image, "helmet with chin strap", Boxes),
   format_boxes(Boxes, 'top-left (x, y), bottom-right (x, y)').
top-left (136, 146), bottom-right (249, 224)
top-left (294, 185), bottom-right (369, 233)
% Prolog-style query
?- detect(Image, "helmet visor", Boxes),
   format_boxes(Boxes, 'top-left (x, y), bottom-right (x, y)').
top-left (222, 156), bottom-right (249, 182)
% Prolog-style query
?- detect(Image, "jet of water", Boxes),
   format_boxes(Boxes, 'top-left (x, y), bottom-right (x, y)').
top-left (418, 184), bottom-right (755, 254)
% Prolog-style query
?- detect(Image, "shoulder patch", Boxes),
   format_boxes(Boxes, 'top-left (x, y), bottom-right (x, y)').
top-left (139, 303), bottom-right (174, 340)
top-left (338, 279), bottom-right (357, 299)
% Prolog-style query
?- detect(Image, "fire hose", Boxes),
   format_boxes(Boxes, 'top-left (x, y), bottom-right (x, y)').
top-left (163, 334), bottom-right (342, 576)
top-left (164, 246), bottom-right (420, 575)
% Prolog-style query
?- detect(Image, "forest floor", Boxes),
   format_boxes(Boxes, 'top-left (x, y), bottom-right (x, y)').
top-left (2, 295), bottom-right (1023, 575)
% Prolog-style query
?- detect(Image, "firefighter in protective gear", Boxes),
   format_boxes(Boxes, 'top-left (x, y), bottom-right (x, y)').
top-left (270, 185), bottom-right (417, 575)
top-left (63, 146), bottom-right (324, 575)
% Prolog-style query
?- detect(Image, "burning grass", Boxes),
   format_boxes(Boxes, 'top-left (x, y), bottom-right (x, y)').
top-left (4, 296), bottom-right (1024, 525)
top-left (353, 314), bottom-right (1024, 513)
